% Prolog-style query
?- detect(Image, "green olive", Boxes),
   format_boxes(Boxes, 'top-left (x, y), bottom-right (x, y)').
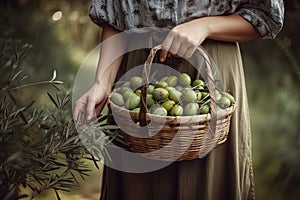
top-left (135, 89), bottom-right (141, 96)
top-left (125, 94), bottom-right (140, 110)
top-left (110, 93), bottom-right (124, 106)
top-left (218, 96), bottom-right (231, 108)
top-left (160, 76), bottom-right (168, 82)
top-left (166, 76), bottom-right (178, 87)
top-left (196, 91), bottom-right (202, 101)
top-left (199, 104), bottom-right (210, 114)
top-left (161, 100), bottom-right (176, 112)
top-left (179, 73), bottom-right (191, 86)
top-left (184, 103), bottom-right (199, 116)
top-left (221, 91), bottom-right (235, 104)
top-left (123, 81), bottom-right (130, 88)
top-left (147, 85), bottom-right (155, 94)
top-left (201, 92), bottom-right (209, 99)
top-left (152, 107), bottom-right (168, 116)
top-left (169, 105), bottom-right (183, 116)
top-left (152, 88), bottom-right (169, 101)
top-left (129, 76), bottom-right (143, 89)
top-left (121, 86), bottom-right (133, 94)
top-left (165, 86), bottom-right (175, 92)
top-left (123, 91), bottom-right (135, 101)
top-left (215, 90), bottom-right (222, 101)
top-left (181, 88), bottom-right (197, 103)
top-left (146, 94), bottom-right (156, 108)
top-left (155, 81), bottom-right (168, 88)
top-left (149, 104), bottom-right (161, 113)
top-left (168, 87), bottom-right (182, 103)
top-left (192, 79), bottom-right (205, 87)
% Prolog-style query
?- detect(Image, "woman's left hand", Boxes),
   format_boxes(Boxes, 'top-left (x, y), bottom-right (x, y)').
top-left (160, 19), bottom-right (209, 62)
top-left (160, 14), bottom-right (261, 62)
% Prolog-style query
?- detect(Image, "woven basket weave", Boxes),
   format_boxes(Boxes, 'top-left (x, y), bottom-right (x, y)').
top-left (107, 45), bottom-right (235, 161)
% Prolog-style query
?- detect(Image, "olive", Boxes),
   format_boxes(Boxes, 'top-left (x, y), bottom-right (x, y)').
top-left (146, 94), bottom-right (156, 108)
top-left (168, 87), bottom-right (181, 103)
top-left (196, 91), bottom-right (202, 101)
top-left (222, 92), bottom-right (235, 104)
top-left (215, 90), bottom-right (222, 101)
top-left (218, 96), bottom-right (231, 108)
top-left (123, 91), bottom-right (135, 101)
top-left (152, 107), bottom-right (168, 116)
top-left (161, 100), bottom-right (176, 112)
top-left (149, 104), bottom-right (161, 113)
top-left (130, 76), bottom-right (143, 89)
top-left (121, 86), bottom-right (133, 94)
top-left (160, 76), bottom-right (168, 82)
top-left (181, 88), bottom-right (197, 103)
top-left (110, 93), bottom-right (124, 106)
top-left (192, 79), bottom-right (205, 87)
top-left (153, 88), bottom-right (169, 101)
top-left (155, 81), bottom-right (168, 88)
top-left (166, 76), bottom-right (178, 87)
top-left (179, 73), bottom-right (191, 86)
top-left (147, 85), bottom-right (155, 94)
top-left (169, 105), bottom-right (183, 116)
top-left (184, 103), bottom-right (199, 116)
top-left (135, 89), bottom-right (141, 96)
top-left (125, 94), bottom-right (140, 110)
top-left (123, 81), bottom-right (130, 88)
top-left (199, 104), bottom-right (210, 114)
top-left (201, 92), bottom-right (209, 99)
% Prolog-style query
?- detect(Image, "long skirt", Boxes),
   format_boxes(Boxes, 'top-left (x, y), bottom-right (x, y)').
top-left (100, 39), bottom-right (255, 200)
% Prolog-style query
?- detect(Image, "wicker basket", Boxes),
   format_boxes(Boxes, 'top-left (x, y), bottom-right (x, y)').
top-left (107, 45), bottom-right (235, 161)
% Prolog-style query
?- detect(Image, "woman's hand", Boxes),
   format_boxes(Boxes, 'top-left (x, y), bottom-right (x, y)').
top-left (160, 19), bottom-right (209, 62)
top-left (73, 24), bottom-right (125, 123)
top-left (160, 14), bottom-right (260, 62)
top-left (74, 82), bottom-right (110, 123)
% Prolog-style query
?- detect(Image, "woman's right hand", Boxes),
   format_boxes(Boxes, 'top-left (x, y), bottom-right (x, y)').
top-left (73, 82), bottom-right (110, 123)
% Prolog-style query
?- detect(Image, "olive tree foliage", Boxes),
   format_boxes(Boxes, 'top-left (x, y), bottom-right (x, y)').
top-left (0, 40), bottom-right (118, 199)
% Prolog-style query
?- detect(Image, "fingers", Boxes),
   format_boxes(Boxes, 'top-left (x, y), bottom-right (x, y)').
top-left (86, 96), bottom-right (96, 121)
top-left (160, 28), bottom-right (201, 62)
top-left (74, 102), bottom-right (83, 123)
top-left (183, 39), bottom-right (198, 58)
top-left (160, 31), bottom-right (174, 62)
top-left (160, 50), bottom-right (168, 62)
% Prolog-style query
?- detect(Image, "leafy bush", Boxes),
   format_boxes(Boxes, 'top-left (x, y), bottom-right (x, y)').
top-left (0, 40), bottom-right (118, 199)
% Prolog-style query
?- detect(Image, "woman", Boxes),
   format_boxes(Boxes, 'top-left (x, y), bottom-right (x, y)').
top-left (74, 1), bottom-right (284, 199)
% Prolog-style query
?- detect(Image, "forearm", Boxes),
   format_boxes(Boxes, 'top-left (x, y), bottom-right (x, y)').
top-left (94, 24), bottom-right (125, 90)
top-left (193, 14), bottom-right (260, 43)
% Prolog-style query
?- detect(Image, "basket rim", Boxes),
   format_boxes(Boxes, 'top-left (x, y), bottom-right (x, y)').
top-left (107, 96), bottom-right (235, 124)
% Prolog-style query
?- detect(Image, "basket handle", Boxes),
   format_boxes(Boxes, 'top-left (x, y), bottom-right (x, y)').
top-left (139, 44), bottom-right (217, 138)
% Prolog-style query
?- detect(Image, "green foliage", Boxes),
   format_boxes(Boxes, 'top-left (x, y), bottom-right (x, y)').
top-left (0, 40), bottom-right (119, 199)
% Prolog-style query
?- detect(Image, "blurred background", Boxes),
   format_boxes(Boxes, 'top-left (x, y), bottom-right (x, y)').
top-left (0, 0), bottom-right (299, 199)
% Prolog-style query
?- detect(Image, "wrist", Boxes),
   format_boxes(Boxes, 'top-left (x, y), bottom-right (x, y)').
top-left (93, 80), bottom-right (112, 93)
top-left (193, 17), bottom-right (212, 41)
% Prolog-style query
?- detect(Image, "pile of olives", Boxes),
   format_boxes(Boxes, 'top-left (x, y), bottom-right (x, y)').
top-left (110, 73), bottom-right (235, 116)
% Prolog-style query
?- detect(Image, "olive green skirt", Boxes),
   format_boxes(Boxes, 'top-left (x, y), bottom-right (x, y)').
top-left (100, 39), bottom-right (255, 200)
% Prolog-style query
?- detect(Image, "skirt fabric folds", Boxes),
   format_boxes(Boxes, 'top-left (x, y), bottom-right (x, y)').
top-left (100, 39), bottom-right (255, 200)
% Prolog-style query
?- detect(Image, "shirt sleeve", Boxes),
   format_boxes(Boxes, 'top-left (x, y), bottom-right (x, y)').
top-left (235, 0), bottom-right (284, 39)
top-left (89, 0), bottom-right (126, 31)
